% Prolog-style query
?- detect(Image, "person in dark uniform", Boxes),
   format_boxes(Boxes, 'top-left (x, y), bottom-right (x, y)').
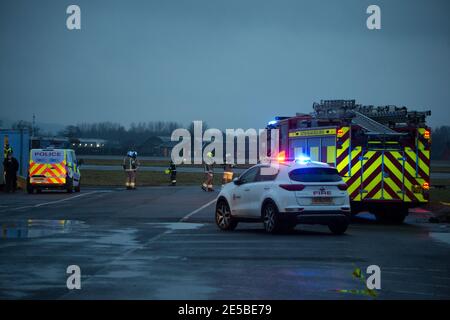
top-left (3, 151), bottom-right (19, 193)
top-left (168, 161), bottom-right (177, 186)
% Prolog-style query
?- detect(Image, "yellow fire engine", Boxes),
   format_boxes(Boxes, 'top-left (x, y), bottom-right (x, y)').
top-left (268, 100), bottom-right (431, 224)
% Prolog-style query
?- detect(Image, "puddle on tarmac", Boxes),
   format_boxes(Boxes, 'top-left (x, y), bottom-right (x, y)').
top-left (1, 219), bottom-right (84, 239)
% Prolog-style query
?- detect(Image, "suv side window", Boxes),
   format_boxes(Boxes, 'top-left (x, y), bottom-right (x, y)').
top-left (258, 166), bottom-right (279, 182)
top-left (239, 167), bottom-right (260, 184)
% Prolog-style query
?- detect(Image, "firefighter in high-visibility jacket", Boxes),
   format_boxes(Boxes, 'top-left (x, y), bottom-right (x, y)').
top-left (167, 161), bottom-right (177, 186)
top-left (123, 151), bottom-right (139, 189)
top-left (3, 143), bottom-right (12, 159)
top-left (202, 152), bottom-right (214, 192)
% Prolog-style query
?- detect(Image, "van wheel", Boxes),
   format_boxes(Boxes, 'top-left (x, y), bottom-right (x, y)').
top-left (75, 181), bottom-right (81, 193)
top-left (66, 177), bottom-right (74, 193)
top-left (216, 200), bottom-right (237, 230)
top-left (262, 201), bottom-right (282, 234)
top-left (27, 184), bottom-right (34, 194)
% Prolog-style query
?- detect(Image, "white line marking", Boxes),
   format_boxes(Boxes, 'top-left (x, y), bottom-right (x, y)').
top-left (180, 198), bottom-right (217, 222)
top-left (429, 232), bottom-right (450, 245)
top-left (9, 191), bottom-right (108, 211)
top-left (61, 196), bottom-right (217, 299)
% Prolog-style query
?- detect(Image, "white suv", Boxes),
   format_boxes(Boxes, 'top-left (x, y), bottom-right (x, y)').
top-left (215, 161), bottom-right (351, 234)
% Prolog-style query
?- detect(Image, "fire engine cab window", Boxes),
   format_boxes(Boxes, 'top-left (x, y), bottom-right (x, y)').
top-left (289, 167), bottom-right (342, 182)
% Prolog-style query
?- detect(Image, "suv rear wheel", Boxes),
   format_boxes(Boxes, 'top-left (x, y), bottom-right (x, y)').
top-left (215, 200), bottom-right (237, 231)
top-left (328, 221), bottom-right (349, 235)
top-left (262, 201), bottom-right (282, 234)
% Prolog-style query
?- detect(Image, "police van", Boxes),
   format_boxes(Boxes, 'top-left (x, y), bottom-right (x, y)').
top-left (27, 148), bottom-right (81, 193)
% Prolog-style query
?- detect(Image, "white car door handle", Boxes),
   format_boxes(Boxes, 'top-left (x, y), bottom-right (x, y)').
top-left (264, 187), bottom-right (270, 190)
top-left (244, 188), bottom-right (250, 191)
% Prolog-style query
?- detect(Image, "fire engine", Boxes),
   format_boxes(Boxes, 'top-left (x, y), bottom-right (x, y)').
top-left (267, 100), bottom-right (431, 224)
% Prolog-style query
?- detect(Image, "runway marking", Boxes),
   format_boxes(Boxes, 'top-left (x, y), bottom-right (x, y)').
top-left (62, 196), bottom-right (218, 299)
top-left (180, 198), bottom-right (217, 222)
top-left (429, 232), bottom-right (450, 246)
top-left (8, 191), bottom-right (112, 211)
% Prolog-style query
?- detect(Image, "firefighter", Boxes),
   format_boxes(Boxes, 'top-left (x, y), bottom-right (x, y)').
top-left (3, 151), bottom-right (19, 193)
top-left (168, 161), bottom-right (177, 186)
top-left (202, 152), bottom-right (214, 192)
top-left (122, 151), bottom-right (139, 190)
top-left (222, 153), bottom-right (234, 186)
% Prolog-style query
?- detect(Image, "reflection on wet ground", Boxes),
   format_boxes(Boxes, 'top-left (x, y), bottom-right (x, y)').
top-left (1, 220), bottom-right (84, 239)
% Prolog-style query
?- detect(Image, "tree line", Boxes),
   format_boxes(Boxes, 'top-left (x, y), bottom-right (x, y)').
top-left (2, 119), bottom-right (450, 159)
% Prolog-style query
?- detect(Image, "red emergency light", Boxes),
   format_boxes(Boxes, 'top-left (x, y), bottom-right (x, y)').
top-left (277, 150), bottom-right (286, 162)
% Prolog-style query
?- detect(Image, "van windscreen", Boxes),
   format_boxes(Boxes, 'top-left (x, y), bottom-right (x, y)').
top-left (31, 150), bottom-right (64, 164)
top-left (289, 167), bottom-right (342, 182)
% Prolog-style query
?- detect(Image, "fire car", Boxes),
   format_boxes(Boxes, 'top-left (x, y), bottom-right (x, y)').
top-left (215, 159), bottom-right (351, 234)
top-left (267, 100), bottom-right (431, 224)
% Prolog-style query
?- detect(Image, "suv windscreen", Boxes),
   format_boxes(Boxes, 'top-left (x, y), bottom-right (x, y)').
top-left (289, 167), bottom-right (342, 182)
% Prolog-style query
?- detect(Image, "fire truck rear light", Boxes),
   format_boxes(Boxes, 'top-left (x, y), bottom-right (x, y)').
top-left (279, 184), bottom-right (305, 191)
top-left (422, 182), bottom-right (430, 190)
top-left (424, 130), bottom-right (430, 139)
top-left (337, 129), bottom-right (344, 137)
top-left (337, 184), bottom-right (348, 190)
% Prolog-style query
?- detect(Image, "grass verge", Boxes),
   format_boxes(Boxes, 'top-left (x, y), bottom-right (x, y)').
top-left (81, 170), bottom-right (224, 187)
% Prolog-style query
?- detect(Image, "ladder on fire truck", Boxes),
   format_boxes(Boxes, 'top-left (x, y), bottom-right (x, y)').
top-left (352, 111), bottom-right (397, 134)
top-left (312, 100), bottom-right (431, 134)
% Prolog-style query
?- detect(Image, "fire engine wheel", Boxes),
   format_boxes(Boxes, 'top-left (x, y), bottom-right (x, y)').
top-left (215, 200), bottom-right (237, 231)
top-left (374, 208), bottom-right (407, 225)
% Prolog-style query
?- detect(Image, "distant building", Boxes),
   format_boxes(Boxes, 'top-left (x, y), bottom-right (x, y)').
top-left (156, 136), bottom-right (188, 157)
top-left (72, 138), bottom-right (108, 149)
top-left (442, 142), bottom-right (450, 161)
top-left (31, 136), bottom-right (70, 149)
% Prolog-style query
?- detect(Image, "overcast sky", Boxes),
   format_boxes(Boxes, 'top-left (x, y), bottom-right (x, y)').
top-left (0, 0), bottom-right (449, 130)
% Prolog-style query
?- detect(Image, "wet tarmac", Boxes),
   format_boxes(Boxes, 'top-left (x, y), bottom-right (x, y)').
top-left (0, 186), bottom-right (449, 299)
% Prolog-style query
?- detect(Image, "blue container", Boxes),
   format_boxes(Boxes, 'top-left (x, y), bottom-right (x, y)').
top-left (0, 129), bottom-right (30, 183)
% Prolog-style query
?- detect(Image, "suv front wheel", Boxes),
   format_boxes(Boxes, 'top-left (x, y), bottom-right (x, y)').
top-left (216, 200), bottom-right (238, 231)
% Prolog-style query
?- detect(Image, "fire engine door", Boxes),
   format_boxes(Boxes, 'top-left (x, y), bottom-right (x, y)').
top-left (381, 150), bottom-right (406, 201)
top-left (360, 150), bottom-right (405, 200)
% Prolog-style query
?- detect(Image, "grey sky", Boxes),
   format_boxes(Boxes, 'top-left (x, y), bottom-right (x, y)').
top-left (1, 0), bottom-right (449, 130)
